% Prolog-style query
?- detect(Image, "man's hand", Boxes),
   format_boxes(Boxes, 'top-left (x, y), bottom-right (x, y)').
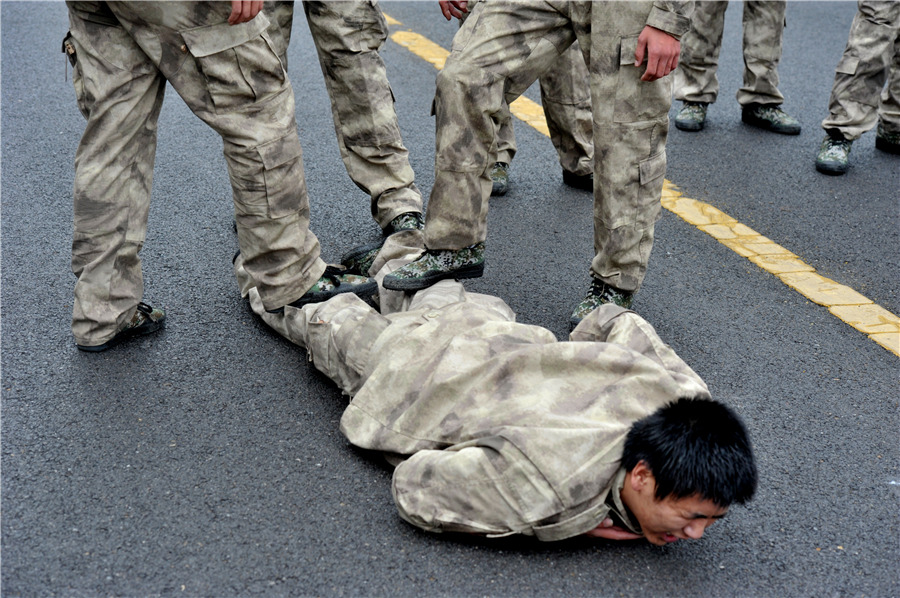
top-left (229, 0), bottom-right (263, 25)
top-left (439, 0), bottom-right (468, 21)
top-left (584, 517), bottom-right (644, 541)
top-left (634, 25), bottom-right (680, 82)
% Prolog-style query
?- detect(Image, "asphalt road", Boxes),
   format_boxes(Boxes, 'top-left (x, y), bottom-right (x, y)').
top-left (2, 2), bottom-right (898, 596)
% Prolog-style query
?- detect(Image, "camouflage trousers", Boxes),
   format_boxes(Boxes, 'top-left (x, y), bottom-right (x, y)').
top-left (675, 0), bottom-right (787, 106)
top-left (65, 1), bottom-right (325, 346)
top-left (427, 0), bottom-right (676, 292)
top-left (822, 1), bottom-right (900, 139)
top-left (460, 5), bottom-right (592, 176)
top-left (493, 41), bottom-right (593, 176)
top-left (267, 1), bottom-right (422, 229)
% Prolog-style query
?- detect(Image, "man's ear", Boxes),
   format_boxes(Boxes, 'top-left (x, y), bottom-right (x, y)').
top-left (629, 460), bottom-right (654, 493)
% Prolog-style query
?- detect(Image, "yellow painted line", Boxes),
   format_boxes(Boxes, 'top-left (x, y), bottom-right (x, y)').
top-left (390, 30), bottom-right (448, 70)
top-left (383, 15), bottom-right (900, 357)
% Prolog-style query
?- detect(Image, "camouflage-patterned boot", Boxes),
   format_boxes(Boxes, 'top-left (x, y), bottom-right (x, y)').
top-left (569, 278), bottom-right (633, 329)
top-left (741, 104), bottom-right (801, 135)
top-left (383, 211), bottom-right (424, 236)
top-left (490, 162), bottom-right (510, 196)
top-left (76, 302), bottom-right (166, 352)
top-left (340, 241), bottom-right (383, 277)
top-left (815, 133), bottom-right (853, 175)
top-left (342, 212), bottom-right (425, 276)
top-left (875, 123), bottom-right (900, 155)
top-left (674, 101), bottom-right (708, 131)
top-left (267, 266), bottom-right (377, 313)
top-left (382, 243), bottom-right (485, 291)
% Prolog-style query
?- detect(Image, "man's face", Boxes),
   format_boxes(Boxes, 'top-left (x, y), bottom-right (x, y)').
top-left (623, 462), bottom-right (729, 546)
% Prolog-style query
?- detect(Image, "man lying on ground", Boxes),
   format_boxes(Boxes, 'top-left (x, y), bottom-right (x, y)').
top-left (234, 236), bottom-right (757, 543)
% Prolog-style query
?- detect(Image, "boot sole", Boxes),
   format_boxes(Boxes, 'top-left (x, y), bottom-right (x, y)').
top-left (741, 112), bottom-right (800, 135)
top-left (77, 316), bottom-right (165, 352)
top-left (382, 263), bottom-right (485, 291)
top-left (674, 120), bottom-right (705, 132)
top-left (815, 161), bottom-right (849, 176)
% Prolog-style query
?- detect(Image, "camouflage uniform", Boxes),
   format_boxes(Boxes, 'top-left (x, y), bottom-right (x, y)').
top-left (675, 1), bottom-right (788, 107)
top-left (426, 1), bottom-right (692, 293)
top-left (267, 1), bottom-right (423, 229)
top-left (235, 246), bottom-right (709, 539)
top-left (473, 27), bottom-right (593, 176)
top-left (64, 1), bottom-right (326, 347)
top-left (821, 1), bottom-right (900, 140)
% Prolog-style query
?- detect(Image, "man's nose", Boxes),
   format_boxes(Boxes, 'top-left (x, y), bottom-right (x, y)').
top-left (683, 520), bottom-right (708, 539)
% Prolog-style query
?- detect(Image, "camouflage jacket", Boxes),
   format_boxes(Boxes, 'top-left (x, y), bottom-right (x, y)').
top-left (340, 298), bottom-right (709, 540)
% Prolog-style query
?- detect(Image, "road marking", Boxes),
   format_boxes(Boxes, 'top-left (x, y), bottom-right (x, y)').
top-left (384, 15), bottom-right (900, 357)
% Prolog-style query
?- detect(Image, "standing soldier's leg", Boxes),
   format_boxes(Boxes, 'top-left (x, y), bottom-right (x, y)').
top-left (488, 107), bottom-right (515, 197)
top-left (65, 2), bottom-right (167, 350)
top-left (817, 1), bottom-right (900, 173)
top-left (382, 1), bottom-right (578, 292)
top-left (303, 0), bottom-right (423, 234)
top-left (737, 1), bottom-right (800, 134)
top-left (458, 1), bottom-right (514, 197)
top-left (673, 1), bottom-right (727, 131)
top-left (736, 1), bottom-right (786, 106)
top-left (570, 1), bottom-right (678, 325)
top-left (875, 32), bottom-right (900, 153)
top-left (108, 2), bottom-right (370, 312)
top-left (539, 41), bottom-right (593, 188)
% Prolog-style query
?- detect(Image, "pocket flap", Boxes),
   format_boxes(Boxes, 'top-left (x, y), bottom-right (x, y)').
top-left (620, 35), bottom-right (639, 66)
top-left (835, 54), bottom-right (859, 76)
top-left (258, 128), bottom-right (303, 170)
top-left (181, 11), bottom-right (270, 57)
top-left (639, 150), bottom-right (667, 185)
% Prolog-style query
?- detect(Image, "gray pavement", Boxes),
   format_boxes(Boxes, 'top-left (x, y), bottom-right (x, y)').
top-left (2, 2), bottom-right (898, 597)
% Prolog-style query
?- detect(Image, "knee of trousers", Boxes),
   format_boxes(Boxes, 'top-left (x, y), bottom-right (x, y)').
top-left (434, 64), bottom-right (504, 173)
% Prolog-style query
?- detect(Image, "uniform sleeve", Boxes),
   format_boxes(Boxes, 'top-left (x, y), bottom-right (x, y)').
top-left (646, 1), bottom-right (694, 39)
top-left (391, 444), bottom-right (558, 537)
top-left (570, 305), bottom-right (709, 396)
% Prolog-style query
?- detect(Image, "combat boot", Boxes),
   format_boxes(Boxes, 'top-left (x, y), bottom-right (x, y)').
top-left (875, 123), bottom-right (900, 155)
top-left (490, 162), bottom-right (510, 196)
top-left (382, 243), bottom-right (485, 291)
top-left (340, 241), bottom-right (383, 277)
top-left (674, 101), bottom-right (708, 131)
top-left (76, 302), bottom-right (166, 352)
top-left (815, 132), bottom-right (852, 175)
top-left (383, 211), bottom-right (424, 236)
top-left (562, 170), bottom-right (593, 191)
top-left (569, 278), bottom-right (633, 329)
top-left (267, 266), bottom-right (377, 313)
top-left (741, 104), bottom-right (801, 135)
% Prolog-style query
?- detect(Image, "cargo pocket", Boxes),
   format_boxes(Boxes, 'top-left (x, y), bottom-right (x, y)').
top-left (614, 36), bottom-right (672, 124)
top-left (835, 53), bottom-right (859, 76)
top-left (181, 12), bottom-right (285, 113)
top-left (637, 149), bottom-right (667, 226)
top-left (256, 129), bottom-right (305, 219)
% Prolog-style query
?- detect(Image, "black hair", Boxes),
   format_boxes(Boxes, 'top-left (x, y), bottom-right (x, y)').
top-left (621, 397), bottom-right (757, 507)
